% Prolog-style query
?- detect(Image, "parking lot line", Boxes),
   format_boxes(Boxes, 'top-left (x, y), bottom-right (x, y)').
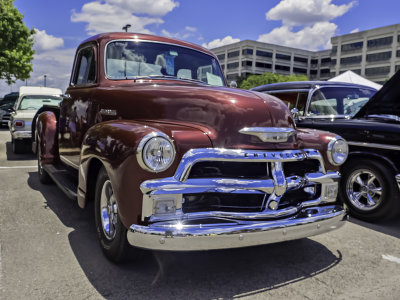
top-left (382, 254), bottom-right (400, 264)
top-left (0, 166), bottom-right (37, 169)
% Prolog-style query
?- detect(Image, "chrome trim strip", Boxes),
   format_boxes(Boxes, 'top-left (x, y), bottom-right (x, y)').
top-left (239, 127), bottom-right (296, 143)
top-left (396, 174), bottom-right (400, 191)
top-left (128, 205), bottom-right (346, 251)
top-left (348, 141), bottom-right (400, 151)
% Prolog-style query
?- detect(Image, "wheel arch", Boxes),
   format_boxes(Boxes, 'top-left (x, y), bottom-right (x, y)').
top-left (346, 150), bottom-right (398, 174)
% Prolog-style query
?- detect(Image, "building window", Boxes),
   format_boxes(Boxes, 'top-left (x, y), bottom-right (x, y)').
top-left (351, 69), bottom-right (361, 75)
top-left (310, 69), bottom-right (317, 75)
top-left (226, 74), bottom-right (238, 80)
top-left (293, 67), bottom-right (307, 74)
top-left (311, 59), bottom-right (318, 65)
top-left (340, 55), bottom-right (362, 65)
top-left (276, 53), bottom-right (291, 61)
top-left (397, 50), bottom-right (400, 57)
top-left (294, 56), bottom-right (308, 63)
top-left (255, 62), bottom-right (272, 69)
top-left (341, 41), bottom-right (363, 52)
top-left (242, 48), bottom-right (253, 56)
top-left (217, 54), bottom-right (225, 61)
top-left (367, 36), bottom-right (393, 48)
top-left (320, 69), bottom-right (330, 74)
top-left (366, 51), bottom-right (392, 62)
top-left (220, 64), bottom-right (225, 70)
top-left (256, 50), bottom-right (273, 58)
top-left (321, 57), bottom-right (331, 64)
top-left (275, 65), bottom-right (290, 71)
top-left (331, 46), bottom-right (337, 55)
top-left (331, 59), bottom-right (337, 65)
top-left (227, 50), bottom-right (240, 58)
top-left (396, 65), bottom-right (400, 72)
top-left (365, 66), bottom-right (390, 76)
top-left (227, 62), bottom-right (239, 69)
top-left (398, 35), bottom-right (400, 43)
top-left (242, 61), bottom-right (252, 67)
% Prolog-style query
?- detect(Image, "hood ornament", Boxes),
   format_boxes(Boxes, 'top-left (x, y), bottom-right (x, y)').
top-left (239, 127), bottom-right (296, 143)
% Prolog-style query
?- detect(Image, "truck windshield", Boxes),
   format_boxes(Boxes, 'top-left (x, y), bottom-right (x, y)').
top-left (308, 87), bottom-right (376, 117)
top-left (106, 40), bottom-right (225, 86)
top-left (18, 95), bottom-right (62, 110)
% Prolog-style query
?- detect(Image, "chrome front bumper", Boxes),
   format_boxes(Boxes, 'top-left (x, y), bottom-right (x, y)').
top-left (128, 205), bottom-right (346, 251)
top-left (128, 148), bottom-right (345, 251)
top-left (11, 130), bottom-right (32, 140)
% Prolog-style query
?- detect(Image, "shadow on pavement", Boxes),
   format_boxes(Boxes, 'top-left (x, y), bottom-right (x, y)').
top-left (349, 216), bottom-right (400, 239)
top-left (27, 171), bottom-right (343, 299)
top-left (5, 141), bottom-right (35, 161)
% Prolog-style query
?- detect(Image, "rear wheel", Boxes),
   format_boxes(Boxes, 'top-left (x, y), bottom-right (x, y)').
top-left (37, 143), bottom-right (52, 184)
top-left (340, 159), bottom-right (400, 222)
top-left (94, 167), bottom-right (128, 263)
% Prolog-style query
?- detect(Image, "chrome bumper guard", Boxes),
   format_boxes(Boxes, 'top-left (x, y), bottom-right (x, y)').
top-left (128, 148), bottom-right (345, 251)
top-left (11, 130), bottom-right (32, 140)
top-left (128, 205), bottom-right (346, 251)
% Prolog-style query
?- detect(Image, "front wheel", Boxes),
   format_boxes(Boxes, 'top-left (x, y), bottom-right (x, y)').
top-left (37, 143), bottom-right (52, 184)
top-left (94, 167), bottom-right (128, 263)
top-left (340, 159), bottom-right (400, 222)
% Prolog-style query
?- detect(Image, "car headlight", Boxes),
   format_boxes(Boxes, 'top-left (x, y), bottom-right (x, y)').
top-left (137, 132), bottom-right (175, 172)
top-left (327, 137), bottom-right (348, 166)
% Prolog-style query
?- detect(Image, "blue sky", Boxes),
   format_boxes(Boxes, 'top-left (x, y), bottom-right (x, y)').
top-left (1, 0), bottom-right (400, 95)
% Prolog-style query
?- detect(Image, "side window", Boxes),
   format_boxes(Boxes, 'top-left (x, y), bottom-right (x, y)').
top-left (271, 92), bottom-right (308, 116)
top-left (72, 46), bottom-right (96, 86)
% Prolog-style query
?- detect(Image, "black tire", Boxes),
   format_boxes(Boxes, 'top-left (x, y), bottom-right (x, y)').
top-left (340, 159), bottom-right (400, 222)
top-left (12, 139), bottom-right (25, 154)
top-left (37, 144), bottom-right (52, 184)
top-left (94, 167), bottom-right (128, 263)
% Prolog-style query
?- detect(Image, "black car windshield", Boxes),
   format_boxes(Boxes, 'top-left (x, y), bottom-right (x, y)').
top-left (18, 95), bottom-right (62, 110)
top-left (308, 87), bottom-right (376, 117)
top-left (106, 40), bottom-right (225, 86)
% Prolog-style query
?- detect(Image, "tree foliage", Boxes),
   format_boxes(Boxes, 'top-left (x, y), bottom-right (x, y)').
top-left (0, 0), bottom-right (35, 84)
top-left (239, 72), bottom-right (308, 90)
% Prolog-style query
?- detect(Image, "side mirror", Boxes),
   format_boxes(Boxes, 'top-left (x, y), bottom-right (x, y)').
top-left (229, 81), bottom-right (237, 88)
top-left (291, 108), bottom-right (299, 120)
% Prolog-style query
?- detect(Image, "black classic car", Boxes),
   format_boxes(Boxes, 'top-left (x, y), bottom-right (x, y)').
top-left (252, 73), bottom-right (400, 221)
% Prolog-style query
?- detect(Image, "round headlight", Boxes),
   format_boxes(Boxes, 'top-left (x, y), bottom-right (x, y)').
top-left (327, 137), bottom-right (348, 166)
top-left (137, 132), bottom-right (175, 172)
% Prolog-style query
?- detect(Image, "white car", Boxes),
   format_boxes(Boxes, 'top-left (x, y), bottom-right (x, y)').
top-left (10, 86), bottom-right (62, 153)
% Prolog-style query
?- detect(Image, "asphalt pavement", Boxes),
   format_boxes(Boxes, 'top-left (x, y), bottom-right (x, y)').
top-left (0, 128), bottom-right (399, 300)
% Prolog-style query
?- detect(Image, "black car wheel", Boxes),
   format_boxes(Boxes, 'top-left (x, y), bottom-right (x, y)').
top-left (94, 167), bottom-right (128, 263)
top-left (340, 159), bottom-right (400, 221)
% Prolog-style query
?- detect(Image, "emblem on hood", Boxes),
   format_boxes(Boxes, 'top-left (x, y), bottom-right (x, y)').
top-left (239, 127), bottom-right (296, 143)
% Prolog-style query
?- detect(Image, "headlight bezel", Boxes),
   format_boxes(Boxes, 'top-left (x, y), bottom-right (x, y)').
top-left (327, 136), bottom-right (348, 166)
top-left (137, 131), bottom-right (176, 173)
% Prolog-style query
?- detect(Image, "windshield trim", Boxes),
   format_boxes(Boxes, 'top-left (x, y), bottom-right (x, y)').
top-left (104, 39), bottom-right (226, 86)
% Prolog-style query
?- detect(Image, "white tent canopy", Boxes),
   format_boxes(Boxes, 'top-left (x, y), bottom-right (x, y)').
top-left (328, 70), bottom-right (383, 90)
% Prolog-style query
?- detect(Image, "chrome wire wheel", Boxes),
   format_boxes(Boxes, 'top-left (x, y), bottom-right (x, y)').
top-left (346, 169), bottom-right (383, 212)
top-left (99, 180), bottom-right (118, 240)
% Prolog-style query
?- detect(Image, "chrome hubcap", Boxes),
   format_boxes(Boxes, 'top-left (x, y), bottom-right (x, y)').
top-left (346, 169), bottom-right (383, 211)
top-left (100, 180), bottom-right (118, 240)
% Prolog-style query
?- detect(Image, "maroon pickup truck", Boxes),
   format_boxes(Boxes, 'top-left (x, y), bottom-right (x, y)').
top-left (34, 32), bottom-right (348, 262)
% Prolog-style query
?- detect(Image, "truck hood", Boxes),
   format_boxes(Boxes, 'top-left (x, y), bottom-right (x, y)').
top-left (354, 70), bottom-right (400, 119)
top-left (97, 81), bottom-right (297, 149)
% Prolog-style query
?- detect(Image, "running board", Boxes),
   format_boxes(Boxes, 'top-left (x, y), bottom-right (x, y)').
top-left (43, 164), bottom-right (78, 201)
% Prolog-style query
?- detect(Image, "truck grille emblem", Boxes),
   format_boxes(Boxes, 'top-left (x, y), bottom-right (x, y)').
top-left (239, 127), bottom-right (296, 143)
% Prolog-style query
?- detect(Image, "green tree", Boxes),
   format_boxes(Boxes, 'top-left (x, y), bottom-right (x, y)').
top-left (0, 0), bottom-right (35, 84)
top-left (239, 72), bottom-right (308, 90)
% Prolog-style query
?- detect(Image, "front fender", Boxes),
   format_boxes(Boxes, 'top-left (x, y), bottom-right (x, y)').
top-left (79, 120), bottom-right (212, 228)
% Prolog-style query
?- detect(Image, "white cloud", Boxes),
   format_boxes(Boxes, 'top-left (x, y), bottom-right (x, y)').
top-left (161, 26), bottom-right (198, 40)
top-left (71, 0), bottom-right (179, 36)
top-left (202, 36), bottom-right (241, 49)
top-left (266, 0), bottom-right (355, 26)
top-left (258, 22), bottom-right (337, 50)
top-left (0, 48), bottom-right (75, 95)
top-left (33, 29), bottom-right (64, 52)
top-left (350, 28), bottom-right (360, 33)
top-left (258, 0), bottom-right (355, 50)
